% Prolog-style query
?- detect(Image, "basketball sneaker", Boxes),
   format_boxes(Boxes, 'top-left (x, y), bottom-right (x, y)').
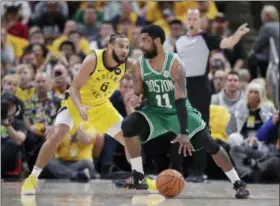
top-left (233, 180), bottom-right (250, 199)
top-left (21, 195), bottom-right (36, 206)
top-left (21, 174), bottom-right (38, 195)
top-left (114, 170), bottom-right (149, 190)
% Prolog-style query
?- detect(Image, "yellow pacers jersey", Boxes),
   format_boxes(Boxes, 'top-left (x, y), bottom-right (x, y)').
top-left (63, 49), bottom-right (126, 135)
top-left (77, 49), bottom-right (126, 107)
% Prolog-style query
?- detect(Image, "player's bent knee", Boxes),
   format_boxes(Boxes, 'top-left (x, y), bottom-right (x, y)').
top-left (197, 128), bottom-right (220, 155)
top-left (203, 138), bottom-right (220, 155)
top-left (208, 144), bottom-right (220, 155)
top-left (48, 124), bottom-right (70, 146)
top-left (121, 115), bottom-right (139, 138)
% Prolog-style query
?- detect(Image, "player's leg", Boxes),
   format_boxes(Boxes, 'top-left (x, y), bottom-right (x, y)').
top-left (104, 121), bottom-right (132, 164)
top-left (21, 109), bottom-right (74, 195)
top-left (191, 127), bottom-right (250, 199)
top-left (115, 112), bottom-right (151, 189)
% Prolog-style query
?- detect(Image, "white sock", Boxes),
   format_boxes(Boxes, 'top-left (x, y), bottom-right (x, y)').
top-left (225, 168), bottom-right (240, 183)
top-left (131, 157), bottom-right (144, 174)
top-left (31, 166), bottom-right (42, 178)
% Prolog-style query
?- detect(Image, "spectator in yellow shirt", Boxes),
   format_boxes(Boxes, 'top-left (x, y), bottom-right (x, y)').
top-left (51, 20), bottom-right (91, 57)
top-left (41, 124), bottom-right (102, 181)
top-left (197, 1), bottom-right (219, 20)
top-left (210, 105), bottom-right (231, 143)
top-left (6, 33), bottom-right (29, 61)
top-left (154, 8), bottom-right (175, 37)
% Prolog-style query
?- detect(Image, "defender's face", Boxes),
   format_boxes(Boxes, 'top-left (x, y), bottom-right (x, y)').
top-left (140, 33), bottom-right (157, 59)
top-left (112, 37), bottom-right (130, 64)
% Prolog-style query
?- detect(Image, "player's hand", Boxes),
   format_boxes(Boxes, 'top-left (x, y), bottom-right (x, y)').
top-left (171, 134), bottom-right (194, 157)
top-left (236, 23), bottom-right (250, 37)
top-left (124, 91), bottom-right (142, 108)
top-left (79, 106), bottom-right (90, 121)
top-left (130, 94), bottom-right (143, 108)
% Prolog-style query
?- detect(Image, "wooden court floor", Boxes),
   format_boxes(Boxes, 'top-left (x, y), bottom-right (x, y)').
top-left (1, 179), bottom-right (279, 206)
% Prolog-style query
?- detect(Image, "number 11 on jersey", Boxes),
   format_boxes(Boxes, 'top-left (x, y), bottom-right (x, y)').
top-left (156, 93), bottom-right (172, 108)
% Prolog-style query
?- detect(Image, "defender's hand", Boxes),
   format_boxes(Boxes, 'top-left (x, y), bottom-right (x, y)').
top-left (171, 134), bottom-right (194, 157)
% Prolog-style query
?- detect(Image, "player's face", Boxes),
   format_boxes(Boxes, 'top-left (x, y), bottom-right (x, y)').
top-left (111, 38), bottom-right (130, 64)
top-left (140, 33), bottom-right (158, 59)
top-left (186, 12), bottom-right (201, 32)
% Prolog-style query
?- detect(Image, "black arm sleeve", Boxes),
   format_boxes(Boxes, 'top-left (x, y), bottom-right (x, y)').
top-left (175, 98), bottom-right (188, 135)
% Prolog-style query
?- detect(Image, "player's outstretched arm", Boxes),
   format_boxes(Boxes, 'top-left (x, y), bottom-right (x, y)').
top-left (220, 23), bottom-right (250, 49)
top-left (170, 57), bottom-right (194, 157)
top-left (70, 54), bottom-right (96, 121)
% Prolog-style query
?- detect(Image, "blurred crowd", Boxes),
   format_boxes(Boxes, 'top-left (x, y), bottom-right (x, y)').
top-left (1, 1), bottom-right (279, 183)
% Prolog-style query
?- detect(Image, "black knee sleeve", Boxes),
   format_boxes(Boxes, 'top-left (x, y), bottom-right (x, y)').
top-left (121, 113), bottom-right (149, 138)
top-left (192, 128), bottom-right (220, 155)
top-left (208, 143), bottom-right (220, 155)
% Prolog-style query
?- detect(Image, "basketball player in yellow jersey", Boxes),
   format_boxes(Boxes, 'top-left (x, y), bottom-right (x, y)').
top-left (21, 33), bottom-right (134, 195)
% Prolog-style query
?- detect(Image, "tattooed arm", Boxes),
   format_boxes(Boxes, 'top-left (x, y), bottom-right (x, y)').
top-left (170, 56), bottom-right (194, 157)
top-left (124, 59), bottom-right (144, 114)
top-left (127, 58), bottom-right (143, 96)
top-left (170, 58), bottom-right (187, 100)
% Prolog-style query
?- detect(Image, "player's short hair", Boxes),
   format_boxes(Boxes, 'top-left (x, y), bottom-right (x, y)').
top-left (141, 24), bottom-right (166, 44)
top-left (108, 33), bottom-right (127, 44)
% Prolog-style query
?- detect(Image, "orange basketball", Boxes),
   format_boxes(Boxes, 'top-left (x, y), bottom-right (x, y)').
top-left (156, 169), bottom-right (185, 198)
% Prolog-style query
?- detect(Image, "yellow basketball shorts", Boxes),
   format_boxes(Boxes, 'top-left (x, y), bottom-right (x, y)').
top-left (54, 100), bottom-right (123, 137)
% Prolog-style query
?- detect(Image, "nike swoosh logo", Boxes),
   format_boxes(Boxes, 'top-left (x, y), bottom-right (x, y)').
top-left (138, 178), bottom-right (146, 184)
top-left (144, 72), bottom-right (152, 76)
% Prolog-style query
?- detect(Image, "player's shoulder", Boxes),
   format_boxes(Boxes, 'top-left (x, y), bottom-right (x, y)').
top-left (84, 52), bottom-right (97, 62)
top-left (169, 51), bottom-right (183, 66)
top-left (85, 49), bottom-right (105, 61)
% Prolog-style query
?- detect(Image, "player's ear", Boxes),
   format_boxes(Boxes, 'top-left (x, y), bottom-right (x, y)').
top-left (154, 38), bottom-right (161, 45)
top-left (108, 42), bottom-right (114, 50)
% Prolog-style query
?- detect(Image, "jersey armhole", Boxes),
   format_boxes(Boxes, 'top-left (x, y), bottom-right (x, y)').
top-left (169, 54), bottom-right (184, 81)
top-left (89, 50), bottom-right (98, 76)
